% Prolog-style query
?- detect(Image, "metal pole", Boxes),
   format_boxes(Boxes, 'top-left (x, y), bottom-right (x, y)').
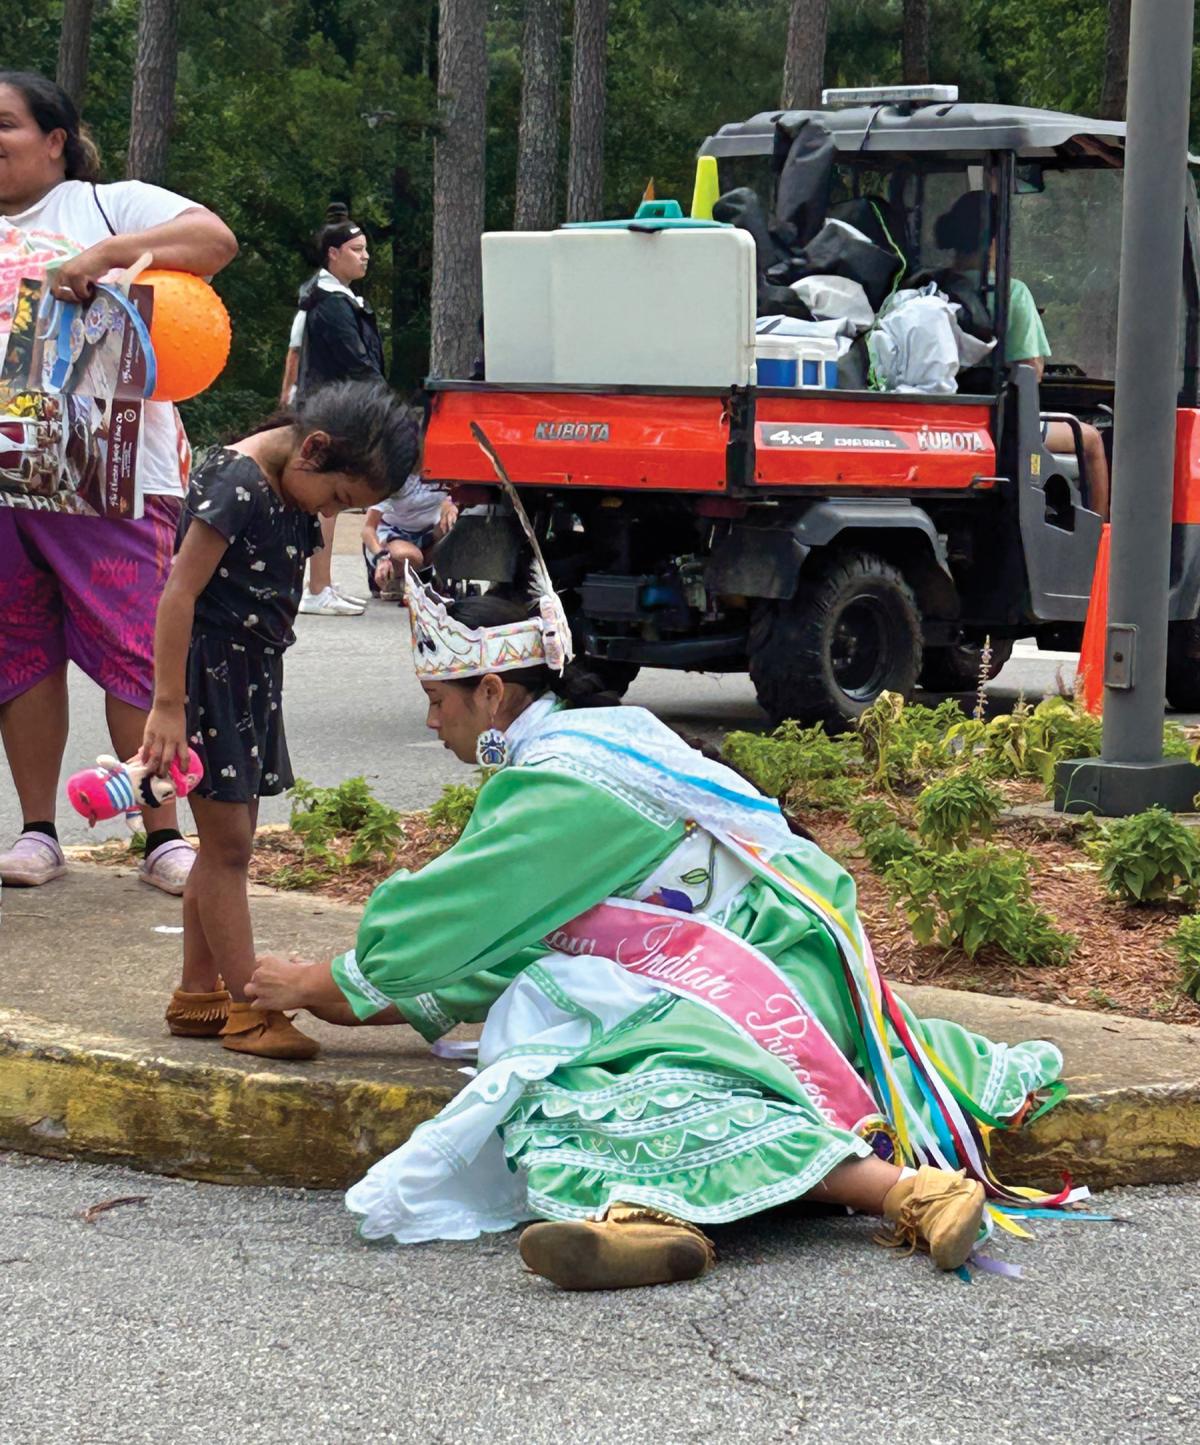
top-left (1102, 0), bottom-right (1194, 761)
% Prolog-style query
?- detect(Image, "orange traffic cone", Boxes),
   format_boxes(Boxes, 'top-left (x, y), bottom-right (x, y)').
top-left (1077, 522), bottom-right (1111, 715)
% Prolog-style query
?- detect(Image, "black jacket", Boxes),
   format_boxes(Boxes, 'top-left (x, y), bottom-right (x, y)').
top-left (295, 275), bottom-right (385, 395)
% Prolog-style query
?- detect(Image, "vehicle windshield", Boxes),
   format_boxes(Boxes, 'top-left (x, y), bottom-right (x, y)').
top-left (1009, 166), bottom-right (1123, 381)
top-left (710, 148), bottom-right (1133, 383)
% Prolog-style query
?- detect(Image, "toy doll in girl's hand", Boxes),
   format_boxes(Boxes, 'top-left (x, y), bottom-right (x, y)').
top-left (66, 748), bottom-right (203, 827)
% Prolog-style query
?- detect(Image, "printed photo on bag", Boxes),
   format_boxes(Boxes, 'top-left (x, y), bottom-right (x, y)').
top-left (0, 273), bottom-right (154, 518)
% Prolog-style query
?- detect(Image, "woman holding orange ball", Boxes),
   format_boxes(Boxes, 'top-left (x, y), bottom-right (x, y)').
top-left (0, 69), bottom-right (238, 895)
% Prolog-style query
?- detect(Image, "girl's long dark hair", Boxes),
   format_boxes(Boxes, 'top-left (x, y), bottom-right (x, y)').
top-left (443, 592), bottom-right (815, 842)
top-left (241, 379), bottom-right (417, 498)
top-left (0, 71), bottom-right (101, 183)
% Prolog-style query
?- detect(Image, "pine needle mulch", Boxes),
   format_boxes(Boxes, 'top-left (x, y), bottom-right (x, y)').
top-left (808, 806), bottom-right (1200, 1027)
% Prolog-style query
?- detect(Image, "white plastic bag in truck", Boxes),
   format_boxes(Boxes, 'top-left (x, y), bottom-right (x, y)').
top-left (868, 287), bottom-right (995, 393)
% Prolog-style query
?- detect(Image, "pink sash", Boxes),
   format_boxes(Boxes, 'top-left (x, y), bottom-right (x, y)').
top-left (545, 896), bottom-right (878, 1133)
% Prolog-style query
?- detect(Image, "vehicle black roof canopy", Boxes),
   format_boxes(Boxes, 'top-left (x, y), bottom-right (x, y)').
top-left (702, 102), bottom-right (1126, 163)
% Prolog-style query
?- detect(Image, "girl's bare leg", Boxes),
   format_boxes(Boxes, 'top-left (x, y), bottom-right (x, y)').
top-left (187, 795), bottom-right (257, 1000)
top-left (806, 1156), bottom-right (905, 1215)
top-left (180, 857), bottom-right (217, 993)
top-left (385, 538), bottom-right (424, 598)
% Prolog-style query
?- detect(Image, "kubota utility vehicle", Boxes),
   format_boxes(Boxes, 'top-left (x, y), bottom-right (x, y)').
top-left (422, 86), bottom-right (1200, 728)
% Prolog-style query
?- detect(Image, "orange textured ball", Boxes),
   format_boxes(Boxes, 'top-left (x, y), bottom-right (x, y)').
top-left (140, 269), bottom-right (232, 403)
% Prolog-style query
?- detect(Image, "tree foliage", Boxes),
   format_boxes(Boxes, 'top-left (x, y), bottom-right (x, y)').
top-left (19, 0), bottom-right (1200, 443)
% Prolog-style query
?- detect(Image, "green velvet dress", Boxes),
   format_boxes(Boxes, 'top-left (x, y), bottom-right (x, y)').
top-left (334, 758), bottom-right (1061, 1239)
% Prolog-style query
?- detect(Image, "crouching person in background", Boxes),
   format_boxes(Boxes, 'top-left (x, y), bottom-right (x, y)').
top-left (362, 471), bottom-right (457, 602)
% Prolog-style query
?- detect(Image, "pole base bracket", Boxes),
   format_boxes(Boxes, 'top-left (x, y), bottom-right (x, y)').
top-left (1054, 756), bottom-right (1200, 817)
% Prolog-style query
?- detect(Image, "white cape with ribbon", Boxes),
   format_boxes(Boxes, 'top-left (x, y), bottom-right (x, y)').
top-left (345, 953), bottom-right (663, 1243)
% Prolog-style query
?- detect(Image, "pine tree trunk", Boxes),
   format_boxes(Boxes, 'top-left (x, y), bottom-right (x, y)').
top-left (566, 0), bottom-right (609, 222)
top-left (430, 0), bottom-right (487, 378)
top-left (126, 0), bottom-right (181, 184)
top-left (515, 0), bottom-right (563, 230)
top-left (901, 0), bottom-right (931, 86)
top-left (56, 0), bottom-right (96, 107)
top-left (781, 0), bottom-right (829, 111)
top-left (1099, 0), bottom-right (1132, 120)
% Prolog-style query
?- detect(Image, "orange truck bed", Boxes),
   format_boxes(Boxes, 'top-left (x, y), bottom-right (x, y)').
top-left (423, 386), bottom-right (999, 496)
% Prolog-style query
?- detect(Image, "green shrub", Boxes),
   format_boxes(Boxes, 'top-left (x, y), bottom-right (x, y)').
top-left (1030, 696), bottom-right (1103, 769)
top-left (856, 691), bottom-right (965, 790)
top-left (1162, 722), bottom-right (1194, 760)
top-left (862, 822), bottom-right (921, 873)
top-left (915, 771), bottom-right (1005, 850)
top-left (1165, 915), bottom-right (1200, 1001)
top-left (847, 796), bottom-right (918, 871)
top-left (723, 720), bottom-right (861, 803)
top-left (288, 776), bottom-right (405, 866)
top-left (179, 386), bottom-right (274, 451)
top-left (848, 797), bottom-right (899, 835)
top-left (946, 696), bottom-right (1104, 789)
top-left (1090, 807), bottom-right (1200, 905)
top-left (884, 843), bottom-right (1075, 966)
top-left (427, 781), bottom-right (482, 838)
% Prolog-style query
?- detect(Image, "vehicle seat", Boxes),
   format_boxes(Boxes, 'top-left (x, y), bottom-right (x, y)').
top-left (1041, 412), bottom-right (1088, 517)
top-left (1047, 449), bottom-right (1080, 483)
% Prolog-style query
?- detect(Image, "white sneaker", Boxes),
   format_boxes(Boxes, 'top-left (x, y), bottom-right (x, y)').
top-left (332, 583), bottom-right (371, 607)
top-left (298, 586), bottom-right (364, 617)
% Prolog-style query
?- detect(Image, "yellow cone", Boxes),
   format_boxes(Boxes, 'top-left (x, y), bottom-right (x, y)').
top-left (690, 155), bottom-right (720, 220)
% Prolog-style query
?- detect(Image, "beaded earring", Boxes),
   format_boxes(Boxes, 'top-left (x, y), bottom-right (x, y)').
top-left (475, 727), bottom-right (509, 770)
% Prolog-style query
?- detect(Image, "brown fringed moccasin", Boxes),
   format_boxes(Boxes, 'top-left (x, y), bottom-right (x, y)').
top-left (165, 978), bottom-right (231, 1038)
top-left (219, 1001), bottom-right (320, 1061)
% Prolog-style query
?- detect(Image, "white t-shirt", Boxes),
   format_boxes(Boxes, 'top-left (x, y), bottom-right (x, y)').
top-left (373, 473), bottom-right (445, 535)
top-left (0, 178), bottom-right (199, 496)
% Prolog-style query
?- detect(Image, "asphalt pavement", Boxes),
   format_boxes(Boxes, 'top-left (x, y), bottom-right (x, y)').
top-left (5, 527), bottom-right (1200, 1441)
top-left (0, 1153), bottom-right (1196, 1444)
top-left (8, 539), bottom-right (1195, 850)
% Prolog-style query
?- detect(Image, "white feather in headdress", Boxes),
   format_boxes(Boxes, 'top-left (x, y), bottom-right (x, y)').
top-left (404, 427), bottom-right (574, 680)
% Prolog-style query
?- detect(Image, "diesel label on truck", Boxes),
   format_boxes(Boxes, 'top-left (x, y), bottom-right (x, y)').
top-left (758, 424), bottom-right (991, 453)
top-left (758, 424), bottom-right (907, 451)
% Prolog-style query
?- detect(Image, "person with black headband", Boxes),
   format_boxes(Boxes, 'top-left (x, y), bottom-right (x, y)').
top-left (288, 210), bottom-right (386, 616)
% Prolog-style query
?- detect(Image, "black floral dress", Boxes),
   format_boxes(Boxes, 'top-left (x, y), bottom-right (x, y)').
top-left (178, 448), bottom-right (321, 804)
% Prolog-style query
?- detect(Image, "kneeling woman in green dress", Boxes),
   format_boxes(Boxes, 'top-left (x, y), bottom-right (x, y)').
top-left (248, 567), bottom-right (1068, 1291)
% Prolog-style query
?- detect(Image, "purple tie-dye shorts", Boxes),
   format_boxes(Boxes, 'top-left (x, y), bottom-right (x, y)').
top-left (0, 496), bottom-right (180, 710)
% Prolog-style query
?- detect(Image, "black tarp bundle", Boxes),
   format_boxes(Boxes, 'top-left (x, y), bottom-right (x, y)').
top-left (712, 117), bottom-right (906, 318)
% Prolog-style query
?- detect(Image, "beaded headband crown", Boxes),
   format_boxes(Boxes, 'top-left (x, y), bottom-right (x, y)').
top-left (406, 427), bottom-right (574, 682)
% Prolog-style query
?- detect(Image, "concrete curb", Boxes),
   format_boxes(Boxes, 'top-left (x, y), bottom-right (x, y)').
top-left (0, 1011), bottom-right (454, 1190)
top-left (2, 1006), bottom-right (1200, 1192)
top-left (991, 1081), bottom-right (1200, 1191)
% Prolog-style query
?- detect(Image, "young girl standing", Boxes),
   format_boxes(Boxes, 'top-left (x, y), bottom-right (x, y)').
top-left (142, 380), bottom-right (417, 1059)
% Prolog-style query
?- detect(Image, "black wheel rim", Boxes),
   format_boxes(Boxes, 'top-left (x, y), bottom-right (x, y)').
top-left (830, 593), bottom-right (892, 702)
